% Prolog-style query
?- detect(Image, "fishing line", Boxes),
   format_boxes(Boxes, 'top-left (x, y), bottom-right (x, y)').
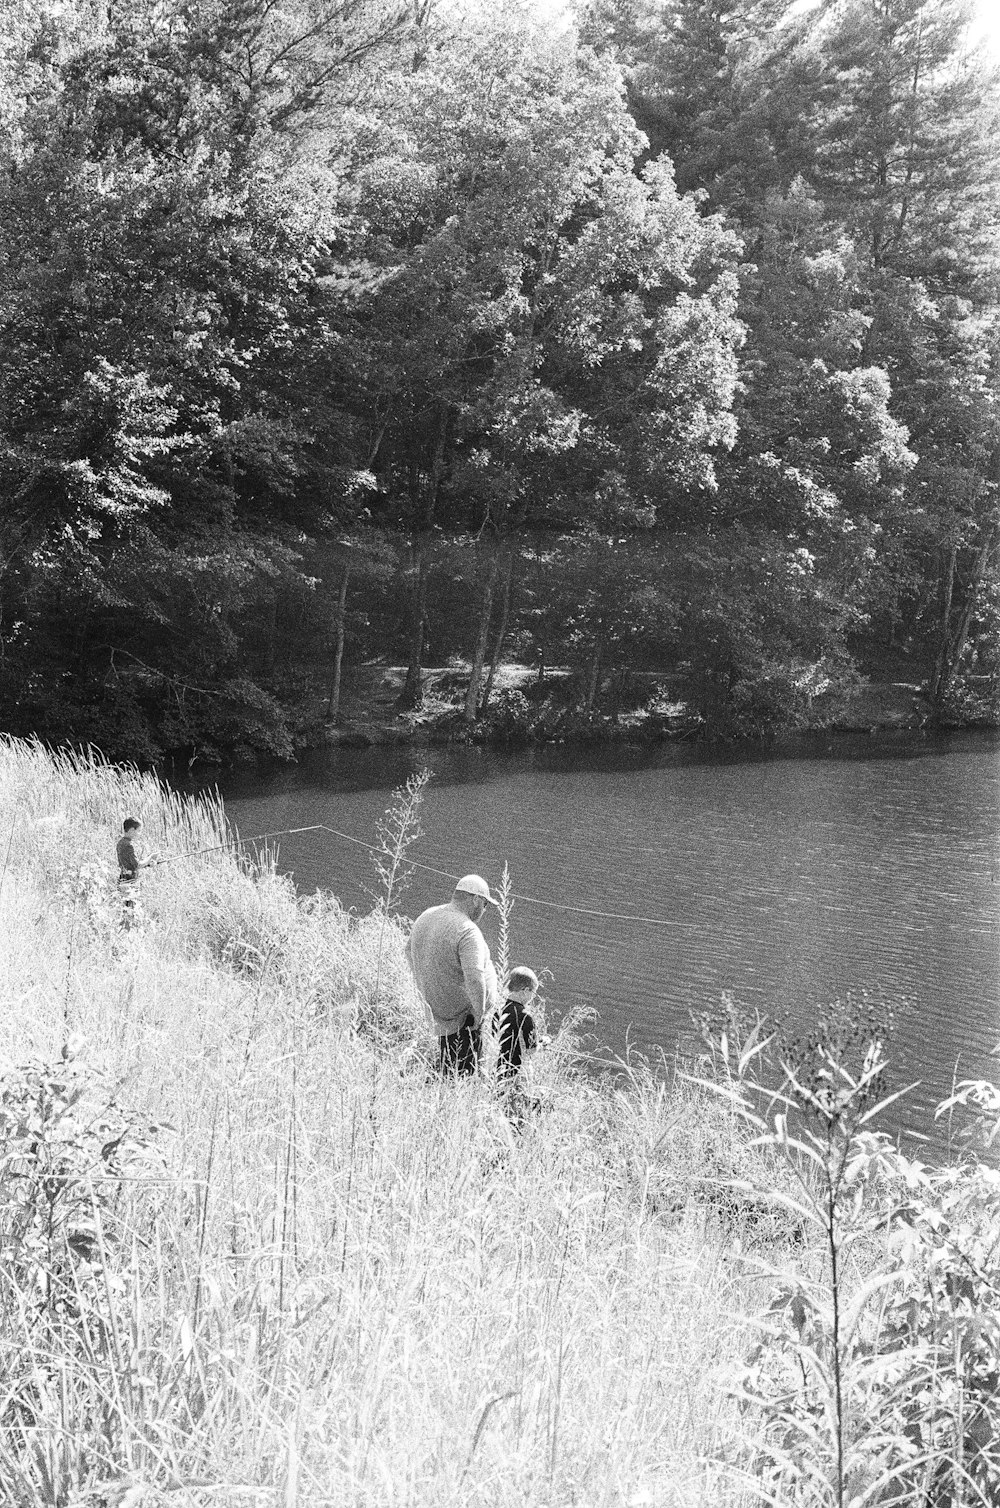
top-left (152, 822), bottom-right (692, 930)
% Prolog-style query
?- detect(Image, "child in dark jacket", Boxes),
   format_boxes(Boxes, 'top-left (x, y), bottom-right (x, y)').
top-left (495, 967), bottom-right (540, 1091)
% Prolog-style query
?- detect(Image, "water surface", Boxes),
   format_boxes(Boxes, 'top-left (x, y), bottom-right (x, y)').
top-left (189, 730), bottom-right (1000, 1142)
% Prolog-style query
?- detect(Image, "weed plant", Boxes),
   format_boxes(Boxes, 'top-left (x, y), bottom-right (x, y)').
top-left (367, 766), bottom-right (430, 1029)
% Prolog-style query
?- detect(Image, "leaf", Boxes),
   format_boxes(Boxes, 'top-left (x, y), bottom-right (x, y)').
top-left (856, 1082), bottom-right (921, 1128)
top-left (748, 1124), bottom-right (827, 1173)
top-left (739, 1022), bottom-right (778, 1078)
top-left (841, 1269), bottom-right (908, 1349)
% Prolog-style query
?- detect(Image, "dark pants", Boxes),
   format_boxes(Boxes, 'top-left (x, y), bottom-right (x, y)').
top-left (438, 1016), bottom-right (481, 1077)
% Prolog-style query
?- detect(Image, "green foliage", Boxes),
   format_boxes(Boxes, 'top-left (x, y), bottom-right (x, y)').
top-left (581, 0), bottom-right (1000, 732)
top-left (0, 1050), bottom-right (166, 1323)
top-left (0, 0), bottom-right (400, 759)
top-left (691, 1011), bottom-right (1000, 1506)
top-left (0, 0), bottom-right (998, 756)
top-left (482, 687), bottom-right (535, 744)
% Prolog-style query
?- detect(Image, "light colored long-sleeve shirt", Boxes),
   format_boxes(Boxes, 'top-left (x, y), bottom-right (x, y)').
top-left (405, 902), bottom-right (498, 1036)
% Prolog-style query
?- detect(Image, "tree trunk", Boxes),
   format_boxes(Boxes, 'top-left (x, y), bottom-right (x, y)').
top-left (327, 561), bottom-right (350, 723)
top-left (929, 543), bottom-right (957, 706)
top-left (463, 546), bottom-right (498, 725)
top-left (610, 666), bottom-right (630, 725)
top-left (481, 545), bottom-right (515, 715)
top-left (584, 630), bottom-right (604, 714)
top-left (930, 526), bottom-right (998, 709)
top-left (398, 536), bottom-right (430, 710)
top-left (945, 550), bottom-right (986, 684)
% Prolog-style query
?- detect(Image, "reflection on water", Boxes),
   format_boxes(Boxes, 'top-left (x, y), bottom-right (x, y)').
top-left (186, 730), bottom-right (1000, 1141)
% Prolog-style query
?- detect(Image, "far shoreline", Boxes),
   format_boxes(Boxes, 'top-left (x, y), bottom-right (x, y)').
top-left (152, 664), bottom-right (999, 773)
top-left (312, 674), bottom-right (986, 753)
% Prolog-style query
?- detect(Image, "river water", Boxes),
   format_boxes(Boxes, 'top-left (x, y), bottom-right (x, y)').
top-left (192, 730), bottom-right (1000, 1143)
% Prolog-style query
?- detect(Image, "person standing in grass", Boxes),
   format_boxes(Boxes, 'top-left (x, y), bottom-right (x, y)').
top-left (406, 874), bottom-right (499, 1076)
top-left (495, 967), bottom-right (540, 1090)
top-left (116, 817), bottom-right (156, 912)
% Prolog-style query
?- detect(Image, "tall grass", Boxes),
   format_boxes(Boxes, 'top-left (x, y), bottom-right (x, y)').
top-left (0, 738), bottom-right (815, 1506)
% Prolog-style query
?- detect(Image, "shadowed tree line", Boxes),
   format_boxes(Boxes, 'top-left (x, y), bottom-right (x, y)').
top-left (0, 0), bottom-right (997, 760)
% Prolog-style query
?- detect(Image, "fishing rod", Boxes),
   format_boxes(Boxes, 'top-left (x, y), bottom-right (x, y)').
top-left (151, 825), bottom-right (332, 864)
top-left (148, 821), bottom-right (693, 930)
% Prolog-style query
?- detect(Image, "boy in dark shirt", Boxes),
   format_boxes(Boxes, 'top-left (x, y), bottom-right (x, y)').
top-left (116, 818), bottom-right (143, 883)
top-left (116, 817), bottom-right (156, 920)
top-left (495, 967), bottom-right (540, 1092)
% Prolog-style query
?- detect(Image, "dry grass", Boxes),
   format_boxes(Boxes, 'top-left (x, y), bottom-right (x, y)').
top-left (0, 737), bottom-right (779, 1508)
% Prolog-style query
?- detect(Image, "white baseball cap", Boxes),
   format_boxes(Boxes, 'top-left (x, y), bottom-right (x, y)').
top-left (454, 874), bottom-right (499, 906)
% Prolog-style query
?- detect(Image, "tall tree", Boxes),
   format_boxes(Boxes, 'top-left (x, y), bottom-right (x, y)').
top-left (0, 0), bottom-right (408, 757)
top-left (804, 0), bottom-right (1000, 711)
top-left (327, 10), bottom-right (743, 718)
top-left (586, 0), bottom-right (1000, 724)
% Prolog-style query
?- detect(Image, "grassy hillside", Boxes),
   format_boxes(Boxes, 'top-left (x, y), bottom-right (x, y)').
top-left (0, 740), bottom-right (782, 1506)
top-left (0, 740), bottom-right (997, 1508)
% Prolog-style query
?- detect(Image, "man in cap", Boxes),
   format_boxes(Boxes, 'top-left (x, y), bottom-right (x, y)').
top-left (405, 874), bottom-right (499, 1076)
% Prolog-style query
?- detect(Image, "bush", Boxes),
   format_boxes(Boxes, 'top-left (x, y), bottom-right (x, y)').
top-left (0, 1051), bottom-right (166, 1336)
top-left (482, 688), bottom-right (535, 745)
top-left (937, 674), bottom-right (1000, 728)
top-left (690, 1012), bottom-right (1000, 1505)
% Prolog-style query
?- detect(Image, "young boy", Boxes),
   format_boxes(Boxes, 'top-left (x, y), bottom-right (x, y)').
top-left (116, 817), bottom-right (157, 922)
top-left (495, 967), bottom-right (540, 1091)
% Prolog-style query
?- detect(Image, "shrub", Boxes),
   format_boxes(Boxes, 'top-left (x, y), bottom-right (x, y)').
top-left (690, 1013), bottom-right (1000, 1506)
top-left (0, 1053), bottom-right (167, 1318)
top-left (482, 688), bottom-right (534, 745)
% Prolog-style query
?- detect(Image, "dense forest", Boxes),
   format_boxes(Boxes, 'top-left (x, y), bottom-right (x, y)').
top-left (1, 0), bottom-right (998, 760)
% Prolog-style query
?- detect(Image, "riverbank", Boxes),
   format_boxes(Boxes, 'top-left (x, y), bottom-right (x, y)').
top-left (313, 663), bottom-right (952, 752)
top-left (1, 739), bottom-right (998, 1505)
